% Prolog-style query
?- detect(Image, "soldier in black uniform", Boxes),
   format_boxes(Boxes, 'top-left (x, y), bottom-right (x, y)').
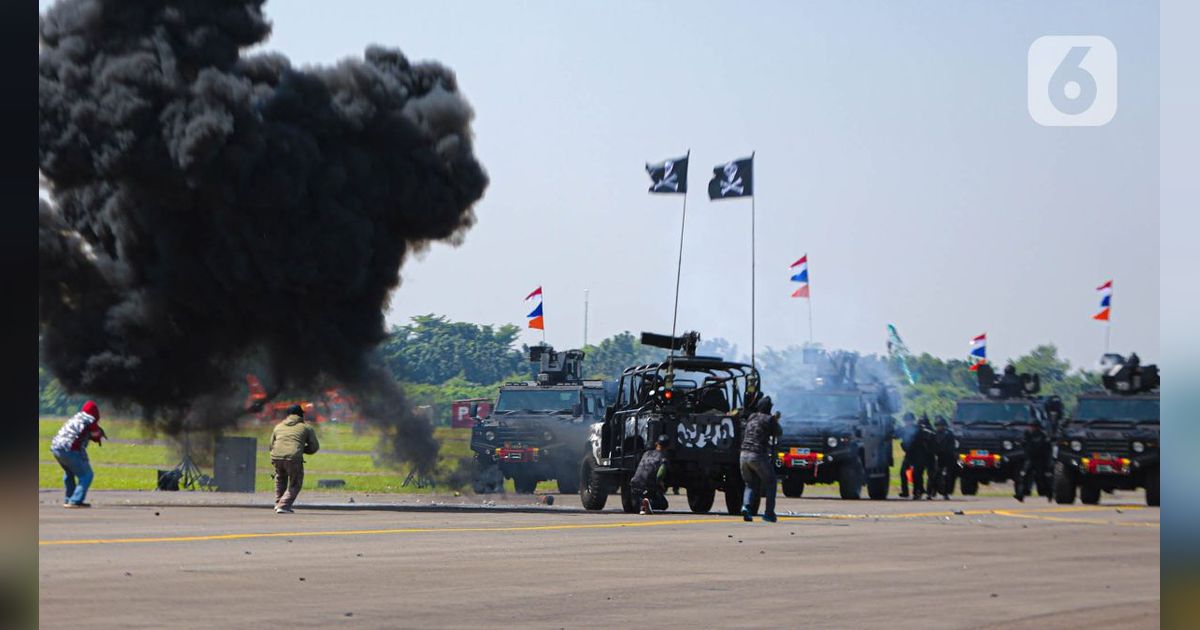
top-left (932, 416), bottom-right (957, 500)
top-left (740, 396), bottom-right (782, 523)
top-left (631, 434), bottom-right (670, 514)
top-left (909, 416), bottom-right (936, 500)
top-left (1014, 420), bottom-right (1052, 502)
top-left (896, 413), bottom-right (917, 498)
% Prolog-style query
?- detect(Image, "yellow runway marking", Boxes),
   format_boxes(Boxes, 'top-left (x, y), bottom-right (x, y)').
top-left (39, 505), bottom-right (1157, 547)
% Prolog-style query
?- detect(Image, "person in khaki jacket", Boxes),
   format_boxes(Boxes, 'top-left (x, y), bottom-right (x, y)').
top-left (269, 404), bottom-right (320, 513)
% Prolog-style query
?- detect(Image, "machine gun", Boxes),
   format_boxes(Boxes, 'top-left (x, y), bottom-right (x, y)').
top-left (975, 363), bottom-right (1041, 399)
top-left (1100, 353), bottom-right (1160, 395)
top-left (529, 345), bottom-right (586, 385)
top-left (640, 331), bottom-right (701, 358)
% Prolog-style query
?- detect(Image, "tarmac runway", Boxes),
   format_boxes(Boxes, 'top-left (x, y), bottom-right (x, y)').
top-left (39, 489), bottom-right (1159, 629)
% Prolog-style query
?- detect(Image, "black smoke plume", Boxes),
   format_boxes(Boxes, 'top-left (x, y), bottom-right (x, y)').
top-left (38, 0), bottom-right (488, 472)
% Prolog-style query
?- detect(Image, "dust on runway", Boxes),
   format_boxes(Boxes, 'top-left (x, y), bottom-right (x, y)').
top-left (39, 491), bottom-right (1159, 629)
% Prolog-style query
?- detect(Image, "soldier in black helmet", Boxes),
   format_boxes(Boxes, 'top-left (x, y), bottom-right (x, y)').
top-left (740, 396), bottom-right (781, 522)
top-left (909, 415), bottom-right (936, 500)
top-left (896, 412), bottom-right (917, 498)
top-left (631, 434), bottom-right (671, 514)
top-left (1014, 419), bottom-right (1052, 503)
top-left (931, 416), bottom-right (957, 500)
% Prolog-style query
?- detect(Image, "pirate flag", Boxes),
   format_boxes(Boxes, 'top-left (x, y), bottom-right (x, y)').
top-left (708, 156), bottom-right (753, 199)
top-left (646, 155), bottom-right (689, 194)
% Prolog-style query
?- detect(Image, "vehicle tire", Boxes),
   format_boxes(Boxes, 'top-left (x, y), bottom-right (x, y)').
top-left (781, 476), bottom-right (805, 498)
top-left (555, 461), bottom-right (580, 495)
top-left (838, 460), bottom-right (864, 500)
top-left (472, 462), bottom-right (504, 494)
top-left (513, 474), bottom-right (538, 494)
top-left (687, 485), bottom-right (716, 514)
top-left (1079, 482), bottom-right (1101, 505)
top-left (619, 478), bottom-right (638, 514)
top-left (867, 473), bottom-right (889, 500)
top-left (579, 456), bottom-right (607, 511)
top-left (724, 468), bottom-right (746, 515)
top-left (1053, 461), bottom-right (1076, 505)
top-left (959, 475), bottom-right (979, 496)
top-left (1145, 467), bottom-right (1160, 507)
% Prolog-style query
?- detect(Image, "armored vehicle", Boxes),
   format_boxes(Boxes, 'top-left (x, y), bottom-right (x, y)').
top-left (470, 345), bottom-right (612, 494)
top-left (953, 364), bottom-right (1062, 496)
top-left (579, 331), bottom-right (766, 515)
top-left (1054, 353), bottom-right (1159, 506)
top-left (772, 350), bottom-right (899, 500)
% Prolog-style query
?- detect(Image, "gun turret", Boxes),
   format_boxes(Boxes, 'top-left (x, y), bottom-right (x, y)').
top-left (640, 331), bottom-right (700, 357)
top-left (1100, 353), bottom-right (1159, 395)
top-left (529, 345), bottom-right (586, 385)
top-left (975, 363), bottom-right (1041, 398)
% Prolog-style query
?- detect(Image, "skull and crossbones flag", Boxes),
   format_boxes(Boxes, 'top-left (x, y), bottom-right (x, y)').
top-left (708, 156), bottom-right (753, 200)
top-left (646, 155), bottom-right (689, 194)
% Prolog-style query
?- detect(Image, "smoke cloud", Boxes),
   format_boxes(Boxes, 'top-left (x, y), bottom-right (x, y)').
top-left (38, 0), bottom-right (488, 472)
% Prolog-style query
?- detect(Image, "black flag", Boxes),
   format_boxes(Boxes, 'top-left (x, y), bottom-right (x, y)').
top-left (708, 156), bottom-right (753, 199)
top-left (646, 155), bottom-right (688, 193)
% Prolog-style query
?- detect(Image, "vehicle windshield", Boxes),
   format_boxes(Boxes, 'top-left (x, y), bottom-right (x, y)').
top-left (780, 393), bottom-right (861, 421)
top-left (955, 401), bottom-right (1031, 424)
top-left (494, 389), bottom-right (580, 413)
top-left (1075, 398), bottom-right (1159, 422)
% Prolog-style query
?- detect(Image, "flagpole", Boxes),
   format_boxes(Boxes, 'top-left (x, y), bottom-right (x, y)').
top-left (669, 150), bottom-right (690, 362)
top-left (583, 289), bottom-right (589, 347)
top-left (807, 290), bottom-right (814, 346)
top-left (1105, 290), bottom-right (1111, 354)
top-left (542, 288), bottom-right (547, 345)
top-left (750, 151), bottom-right (756, 368)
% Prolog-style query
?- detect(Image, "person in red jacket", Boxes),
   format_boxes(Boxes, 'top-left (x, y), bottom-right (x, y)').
top-left (49, 400), bottom-right (105, 508)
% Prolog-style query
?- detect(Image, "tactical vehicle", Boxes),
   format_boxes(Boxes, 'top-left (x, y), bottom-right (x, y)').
top-left (952, 364), bottom-right (1063, 496)
top-left (772, 350), bottom-right (899, 500)
top-left (1054, 353), bottom-right (1159, 506)
top-left (470, 346), bottom-right (613, 494)
top-left (579, 331), bottom-right (766, 515)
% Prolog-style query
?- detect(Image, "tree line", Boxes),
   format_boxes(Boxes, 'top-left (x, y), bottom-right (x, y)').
top-left (39, 314), bottom-right (1101, 422)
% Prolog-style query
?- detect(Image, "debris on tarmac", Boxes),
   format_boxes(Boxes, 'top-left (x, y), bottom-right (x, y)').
top-left (953, 510), bottom-right (965, 515)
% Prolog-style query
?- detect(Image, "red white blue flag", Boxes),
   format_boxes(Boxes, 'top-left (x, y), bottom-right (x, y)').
top-left (789, 255), bottom-right (809, 298)
top-left (1093, 280), bottom-right (1112, 321)
top-left (526, 287), bottom-right (544, 330)
top-left (967, 333), bottom-right (987, 371)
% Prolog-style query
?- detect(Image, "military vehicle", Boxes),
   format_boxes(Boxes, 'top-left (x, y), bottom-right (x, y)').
top-left (579, 331), bottom-right (766, 515)
top-left (952, 364), bottom-right (1063, 496)
top-left (771, 349), bottom-right (899, 500)
top-left (1054, 353), bottom-right (1159, 506)
top-left (470, 345), bottom-right (613, 494)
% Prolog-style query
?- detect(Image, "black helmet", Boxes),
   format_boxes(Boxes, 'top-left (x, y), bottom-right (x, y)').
top-left (903, 412), bottom-right (915, 423)
top-left (934, 416), bottom-right (948, 428)
top-left (756, 396), bottom-right (773, 414)
top-left (917, 415), bottom-right (932, 428)
top-left (286, 404), bottom-right (304, 417)
top-left (655, 434), bottom-right (671, 448)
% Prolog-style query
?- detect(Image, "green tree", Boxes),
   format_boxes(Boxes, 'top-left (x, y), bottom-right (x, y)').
top-left (380, 315), bottom-right (525, 385)
top-left (581, 332), bottom-right (666, 380)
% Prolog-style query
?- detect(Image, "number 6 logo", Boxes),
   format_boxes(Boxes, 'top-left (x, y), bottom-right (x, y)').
top-left (1028, 36), bottom-right (1117, 127)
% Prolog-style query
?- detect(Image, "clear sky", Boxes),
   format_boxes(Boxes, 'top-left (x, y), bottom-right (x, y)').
top-left (39, 0), bottom-right (1160, 369)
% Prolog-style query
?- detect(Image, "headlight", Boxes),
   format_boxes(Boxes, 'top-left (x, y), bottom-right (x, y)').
top-left (1132, 441), bottom-right (1145, 453)
top-left (1070, 440), bottom-right (1082, 452)
top-left (484, 431), bottom-right (496, 442)
top-left (826, 436), bottom-right (839, 448)
top-left (1002, 440), bottom-right (1013, 451)
top-left (543, 431), bottom-right (554, 442)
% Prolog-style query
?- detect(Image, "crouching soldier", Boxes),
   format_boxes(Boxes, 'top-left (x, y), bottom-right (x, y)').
top-left (631, 435), bottom-right (670, 514)
top-left (50, 400), bottom-right (105, 508)
top-left (270, 404), bottom-right (320, 513)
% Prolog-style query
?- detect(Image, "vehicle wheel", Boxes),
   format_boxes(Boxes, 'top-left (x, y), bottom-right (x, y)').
top-left (686, 485), bottom-right (716, 514)
top-left (724, 469), bottom-right (744, 515)
top-left (838, 460), bottom-right (864, 500)
top-left (513, 474), bottom-right (538, 494)
top-left (1145, 467), bottom-right (1160, 507)
top-left (867, 473), bottom-right (889, 500)
top-left (781, 476), bottom-right (805, 498)
top-left (579, 456), bottom-right (607, 511)
top-left (472, 462), bottom-right (504, 494)
top-left (619, 478), bottom-right (637, 513)
top-left (556, 461), bottom-right (580, 495)
top-left (959, 475), bottom-right (979, 496)
top-left (1053, 461), bottom-right (1076, 505)
top-left (1079, 482), bottom-right (1101, 505)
